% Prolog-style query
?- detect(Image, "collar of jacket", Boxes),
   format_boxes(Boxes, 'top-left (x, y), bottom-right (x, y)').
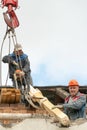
top-left (65, 92), bottom-right (84, 102)
top-left (10, 53), bottom-right (28, 60)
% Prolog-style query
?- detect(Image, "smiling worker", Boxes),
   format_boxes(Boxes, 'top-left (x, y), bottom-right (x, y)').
top-left (63, 79), bottom-right (86, 120)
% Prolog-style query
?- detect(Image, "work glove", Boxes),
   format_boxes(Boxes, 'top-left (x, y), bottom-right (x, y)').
top-left (12, 61), bottom-right (18, 66)
top-left (52, 104), bottom-right (63, 109)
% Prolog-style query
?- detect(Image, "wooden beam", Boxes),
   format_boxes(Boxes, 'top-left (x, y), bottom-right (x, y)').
top-left (29, 85), bottom-right (70, 127)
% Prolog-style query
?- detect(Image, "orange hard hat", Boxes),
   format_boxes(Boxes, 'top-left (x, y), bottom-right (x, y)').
top-left (68, 80), bottom-right (79, 86)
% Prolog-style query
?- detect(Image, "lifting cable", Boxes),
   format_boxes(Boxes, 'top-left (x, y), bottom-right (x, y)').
top-left (0, 26), bottom-right (18, 86)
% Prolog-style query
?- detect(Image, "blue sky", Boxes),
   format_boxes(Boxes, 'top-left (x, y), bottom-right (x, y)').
top-left (0, 0), bottom-right (87, 86)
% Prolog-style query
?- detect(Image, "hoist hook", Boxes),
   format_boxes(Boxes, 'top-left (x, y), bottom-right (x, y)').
top-left (1, 0), bottom-right (19, 28)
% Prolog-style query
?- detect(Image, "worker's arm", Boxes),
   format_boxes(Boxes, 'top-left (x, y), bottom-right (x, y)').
top-left (2, 55), bottom-right (13, 63)
top-left (2, 55), bottom-right (18, 66)
top-left (63, 95), bottom-right (86, 110)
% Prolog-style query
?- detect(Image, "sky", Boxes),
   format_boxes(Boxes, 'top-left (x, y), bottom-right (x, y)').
top-left (0, 0), bottom-right (87, 86)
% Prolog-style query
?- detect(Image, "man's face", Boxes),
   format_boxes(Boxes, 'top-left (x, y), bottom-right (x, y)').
top-left (69, 86), bottom-right (79, 97)
top-left (14, 50), bottom-right (22, 56)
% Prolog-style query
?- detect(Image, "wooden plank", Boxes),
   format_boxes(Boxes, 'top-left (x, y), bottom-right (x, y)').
top-left (29, 85), bottom-right (70, 127)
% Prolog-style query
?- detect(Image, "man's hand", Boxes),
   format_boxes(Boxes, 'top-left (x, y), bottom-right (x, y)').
top-left (12, 61), bottom-right (18, 66)
top-left (52, 104), bottom-right (63, 109)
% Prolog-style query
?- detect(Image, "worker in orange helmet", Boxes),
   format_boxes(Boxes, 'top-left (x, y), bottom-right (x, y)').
top-left (53, 79), bottom-right (86, 120)
top-left (64, 79), bottom-right (86, 120)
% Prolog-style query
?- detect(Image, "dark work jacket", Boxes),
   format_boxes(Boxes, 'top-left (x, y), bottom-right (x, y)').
top-left (2, 52), bottom-right (31, 79)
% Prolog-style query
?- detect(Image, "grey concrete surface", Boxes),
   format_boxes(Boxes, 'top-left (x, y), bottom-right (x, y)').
top-left (0, 118), bottom-right (87, 130)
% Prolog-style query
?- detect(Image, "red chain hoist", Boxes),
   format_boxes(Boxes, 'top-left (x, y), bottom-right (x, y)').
top-left (1, 0), bottom-right (19, 28)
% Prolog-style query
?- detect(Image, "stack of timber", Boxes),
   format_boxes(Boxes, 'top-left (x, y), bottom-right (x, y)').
top-left (0, 87), bottom-right (21, 104)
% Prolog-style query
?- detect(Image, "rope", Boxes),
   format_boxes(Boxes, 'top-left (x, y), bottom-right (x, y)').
top-left (17, 55), bottom-right (28, 89)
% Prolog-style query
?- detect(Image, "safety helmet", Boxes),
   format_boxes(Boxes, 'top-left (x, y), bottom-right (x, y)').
top-left (14, 43), bottom-right (22, 51)
top-left (68, 80), bottom-right (79, 87)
